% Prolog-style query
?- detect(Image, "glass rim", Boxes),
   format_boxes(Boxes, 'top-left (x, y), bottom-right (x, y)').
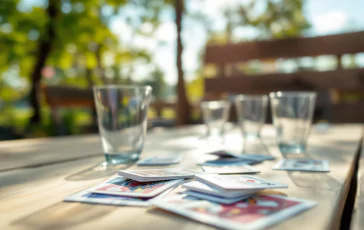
top-left (269, 91), bottom-right (316, 98)
top-left (234, 94), bottom-right (268, 101)
top-left (93, 85), bottom-right (152, 91)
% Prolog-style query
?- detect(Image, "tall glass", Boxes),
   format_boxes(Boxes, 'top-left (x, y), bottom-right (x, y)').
top-left (234, 95), bottom-right (268, 140)
top-left (93, 85), bottom-right (152, 164)
top-left (201, 100), bottom-right (231, 138)
top-left (269, 91), bottom-right (316, 154)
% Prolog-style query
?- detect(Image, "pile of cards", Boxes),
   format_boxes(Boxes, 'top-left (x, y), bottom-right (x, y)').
top-left (181, 174), bottom-right (288, 204)
top-left (152, 174), bottom-right (316, 230)
top-left (64, 168), bottom-right (195, 207)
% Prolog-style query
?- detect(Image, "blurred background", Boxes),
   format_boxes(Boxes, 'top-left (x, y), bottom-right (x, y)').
top-left (1, 0), bottom-right (364, 140)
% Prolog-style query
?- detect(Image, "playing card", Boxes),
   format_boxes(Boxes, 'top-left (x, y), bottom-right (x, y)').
top-left (117, 168), bottom-right (195, 182)
top-left (64, 182), bottom-right (178, 207)
top-left (202, 165), bottom-right (260, 174)
top-left (151, 194), bottom-right (316, 230)
top-left (198, 158), bottom-right (261, 167)
top-left (64, 190), bottom-right (151, 206)
top-left (137, 155), bottom-right (182, 166)
top-left (89, 176), bottom-right (184, 198)
top-left (196, 174), bottom-right (288, 190)
top-left (183, 190), bottom-right (253, 204)
top-left (182, 181), bottom-right (263, 198)
top-left (273, 159), bottom-right (330, 172)
top-left (237, 153), bottom-right (275, 161)
top-left (207, 150), bottom-right (275, 161)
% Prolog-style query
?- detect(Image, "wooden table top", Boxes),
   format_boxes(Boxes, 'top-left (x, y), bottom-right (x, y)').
top-left (352, 137), bottom-right (364, 230)
top-left (0, 124), bottom-right (362, 230)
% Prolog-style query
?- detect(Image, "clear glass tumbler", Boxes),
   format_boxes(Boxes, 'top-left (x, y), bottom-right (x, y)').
top-left (234, 95), bottom-right (268, 140)
top-left (201, 100), bottom-right (231, 138)
top-left (269, 91), bottom-right (316, 154)
top-left (93, 85), bottom-right (152, 164)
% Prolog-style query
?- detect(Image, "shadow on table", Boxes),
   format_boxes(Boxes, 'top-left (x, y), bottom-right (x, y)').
top-left (65, 162), bottom-right (132, 181)
top-left (276, 144), bottom-right (350, 191)
top-left (13, 202), bottom-right (116, 230)
top-left (287, 171), bottom-right (342, 191)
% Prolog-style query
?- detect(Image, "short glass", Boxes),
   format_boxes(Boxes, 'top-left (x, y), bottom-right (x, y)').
top-left (201, 100), bottom-right (231, 138)
top-left (234, 95), bottom-right (268, 141)
top-left (93, 85), bottom-right (152, 164)
top-left (269, 91), bottom-right (316, 154)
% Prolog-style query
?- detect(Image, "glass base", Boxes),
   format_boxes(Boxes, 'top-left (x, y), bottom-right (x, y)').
top-left (278, 143), bottom-right (306, 154)
top-left (105, 152), bottom-right (140, 164)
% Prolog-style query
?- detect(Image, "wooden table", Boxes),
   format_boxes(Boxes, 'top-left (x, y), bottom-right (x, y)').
top-left (0, 124), bottom-right (362, 230)
top-left (352, 138), bottom-right (364, 230)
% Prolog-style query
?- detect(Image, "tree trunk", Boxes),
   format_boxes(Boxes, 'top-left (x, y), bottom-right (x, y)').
top-left (85, 68), bottom-right (98, 131)
top-left (95, 44), bottom-right (108, 84)
top-left (175, 0), bottom-right (191, 125)
top-left (28, 0), bottom-right (59, 125)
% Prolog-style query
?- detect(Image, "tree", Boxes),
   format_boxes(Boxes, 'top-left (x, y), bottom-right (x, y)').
top-left (28, 0), bottom-right (60, 125)
top-left (175, 0), bottom-right (191, 125)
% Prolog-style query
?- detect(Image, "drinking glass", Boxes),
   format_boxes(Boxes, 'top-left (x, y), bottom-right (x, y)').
top-left (201, 100), bottom-right (231, 138)
top-left (234, 95), bottom-right (268, 140)
top-left (93, 85), bottom-right (152, 164)
top-left (269, 91), bottom-right (316, 154)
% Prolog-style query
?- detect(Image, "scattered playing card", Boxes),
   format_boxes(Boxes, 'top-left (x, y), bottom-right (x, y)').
top-left (65, 183), bottom-right (177, 206)
top-left (198, 158), bottom-right (261, 167)
top-left (182, 181), bottom-right (262, 198)
top-left (183, 190), bottom-right (253, 204)
top-left (89, 176), bottom-right (183, 198)
top-left (207, 150), bottom-right (275, 161)
top-left (237, 153), bottom-right (275, 161)
top-left (118, 168), bottom-right (195, 182)
top-left (137, 155), bottom-right (182, 166)
top-left (202, 165), bottom-right (260, 174)
top-left (151, 194), bottom-right (316, 230)
top-left (196, 174), bottom-right (288, 191)
top-left (65, 190), bottom-right (150, 206)
top-left (273, 159), bottom-right (330, 172)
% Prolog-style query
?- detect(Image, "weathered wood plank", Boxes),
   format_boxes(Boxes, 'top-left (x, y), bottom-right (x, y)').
top-left (205, 31), bottom-right (364, 63)
top-left (204, 69), bottom-right (364, 94)
top-left (0, 125), bottom-right (362, 230)
top-left (351, 135), bottom-right (364, 230)
top-left (0, 126), bottom-right (203, 172)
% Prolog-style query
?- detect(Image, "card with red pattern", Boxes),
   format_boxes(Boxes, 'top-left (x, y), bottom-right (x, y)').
top-left (89, 177), bottom-right (183, 198)
top-left (151, 194), bottom-right (315, 230)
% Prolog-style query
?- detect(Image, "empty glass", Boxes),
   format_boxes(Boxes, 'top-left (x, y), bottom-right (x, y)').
top-left (269, 91), bottom-right (316, 154)
top-left (201, 100), bottom-right (231, 138)
top-left (93, 85), bottom-right (152, 164)
top-left (234, 95), bottom-right (268, 140)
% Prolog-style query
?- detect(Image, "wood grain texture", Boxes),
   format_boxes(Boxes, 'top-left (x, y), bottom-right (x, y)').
top-left (0, 125), bottom-right (362, 230)
top-left (204, 69), bottom-right (364, 93)
top-left (0, 134), bottom-right (101, 172)
top-left (0, 126), bottom-right (203, 172)
top-left (351, 136), bottom-right (364, 230)
top-left (204, 31), bottom-right (364, 63)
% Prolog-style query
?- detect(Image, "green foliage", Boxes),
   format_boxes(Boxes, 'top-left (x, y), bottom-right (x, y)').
top-left (0, 0), bottom-right (314, 137)
top-left (139, 67), bottom-right (166, 98)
